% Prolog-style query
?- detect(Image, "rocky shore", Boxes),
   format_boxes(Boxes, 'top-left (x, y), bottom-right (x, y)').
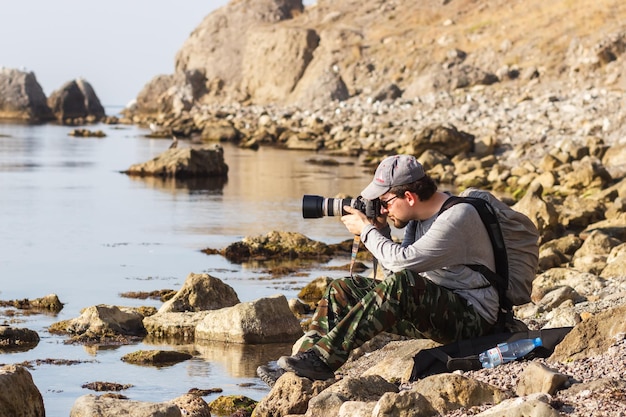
top-left (2, 0), bottom-right (626, 415)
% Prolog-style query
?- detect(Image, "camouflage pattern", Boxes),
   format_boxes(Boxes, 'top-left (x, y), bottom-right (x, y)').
top-left (298, 269), bottom-right (492, 370)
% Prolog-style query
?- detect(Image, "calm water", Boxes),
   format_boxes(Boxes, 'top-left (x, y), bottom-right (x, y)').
top-left (0, 109), bottom-right (390, 416)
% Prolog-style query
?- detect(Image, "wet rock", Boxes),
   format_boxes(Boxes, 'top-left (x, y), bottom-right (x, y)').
top-left (158, 272), bottom-right (240, 314)
top-left (208, 395), bottom-right (256, 416)
top-left (121, 350), bottom-right (193, 367)
top-left (122, 144), bottom-right (228, 178)
top-left (0, 365), bottom-right (45, 417)
top-left (221, 230), bottom-right (332, 263)
top-left (0, 326), bottom-right (39, 351)
top-left (195, 294), bottom-right (303, 343)
top-left (70, 394), bottom-right (181, 417)
top-left (50, 304), bottom-right (146, 341)
top-left (170, 393), bottom-right (211, 417)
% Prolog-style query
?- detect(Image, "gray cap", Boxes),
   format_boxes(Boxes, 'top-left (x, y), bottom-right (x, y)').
top-left (361, 155), bottom-right (425, 200)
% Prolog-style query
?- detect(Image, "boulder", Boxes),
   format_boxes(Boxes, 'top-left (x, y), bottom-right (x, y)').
top-left (221, 231), bottom-right (332, 263)
top-left (0, 365), bottom-right (45, 417)
top-left (195, 294), bottom-right (303, 343)
top-left (0, 326), bottom-right (40, 351)
top-left (70, 395), bottom-right (181, 417)
top-left (0, 68), bottom-right (53, 122)
top-left (127, 70), bottom-right (207, 117)
top-left (143, 311), bottom-right (211, 340)
top-left (122, 144), bottom-right (229, 178)
top-left (50, 304), bottom-right (146, 339)
top-left (158, 272), bottom-right (240, 314)
top-left (47, 78), bottom-right (105, 123)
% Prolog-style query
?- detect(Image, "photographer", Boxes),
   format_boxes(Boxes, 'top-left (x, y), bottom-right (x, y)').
top-left (263, 154), bottom-right (499, 383)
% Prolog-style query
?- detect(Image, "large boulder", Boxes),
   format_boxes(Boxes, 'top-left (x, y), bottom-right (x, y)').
top-left (122, 144), bottom-right (229, 178)
top-left (47, 78), bottom-right (105, 123)
top-left (0, 68), bottom-right (54, 122)
top-left (0, 365), bottom-right (45, 417)
top-left (158, 272), bottom-right (240, 314)
top-left (195, 294), bottom-right (303, 343)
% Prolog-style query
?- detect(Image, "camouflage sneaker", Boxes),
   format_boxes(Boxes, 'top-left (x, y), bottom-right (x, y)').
top-left (277, 349), bottom-right (335, 381)
top-left (256, 364), bottom-right (285, 388)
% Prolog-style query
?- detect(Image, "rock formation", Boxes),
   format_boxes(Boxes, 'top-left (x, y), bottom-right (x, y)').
top-left (0, 68), bottom-right (54, 122)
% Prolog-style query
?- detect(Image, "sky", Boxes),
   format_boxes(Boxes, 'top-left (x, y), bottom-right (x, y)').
top-left (1, 0), bottom-right (230, 107)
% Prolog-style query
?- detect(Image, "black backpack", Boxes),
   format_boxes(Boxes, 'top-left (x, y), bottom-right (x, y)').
top-left (410, 327), bottom-right (573, 380)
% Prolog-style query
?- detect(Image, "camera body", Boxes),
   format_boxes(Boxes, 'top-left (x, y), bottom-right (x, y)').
top-left (302, 195), bottom-right (381, 219)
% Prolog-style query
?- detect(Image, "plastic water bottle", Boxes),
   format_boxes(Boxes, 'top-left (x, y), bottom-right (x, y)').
top-left (479, 337), bottom-right (543, 368)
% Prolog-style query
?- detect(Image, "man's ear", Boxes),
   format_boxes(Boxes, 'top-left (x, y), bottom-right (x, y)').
top-left (405, 191), bottom-right (418, 205)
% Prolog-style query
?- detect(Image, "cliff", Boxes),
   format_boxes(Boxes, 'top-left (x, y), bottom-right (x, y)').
top-left (127, 0), bottom-right (625, 117)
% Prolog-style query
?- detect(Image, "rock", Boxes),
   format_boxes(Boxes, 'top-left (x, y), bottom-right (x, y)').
top-left (128, 70), bottom-right (207, 117)
top-left (47, 78), bottom-right (105, 123)
top-left (221, 230), bottom-right (332, 262)
top-left (195, 294), bottom-right (303, 343)
top-left (305, 375), bottom-right (399, 416)
top-left (158, 272), bottom-right (240, 314)
top-left (122, 144), bottom-right (229, 178)
top-left (50, 304), bottom-right (146, 339)
top-left (549, 304), bottom-right (626, 362)
top-left (297, 276), bottom-right (333, 303)
top-left (208, 395), bottom-right (257, 416)
top-left (170, 394), bottom-right (211, 417)
top-left (241, 26), bottom-right (320, 104)
top-left (121, 350), bottom-right (193, 366)
top-left (174, 0), bottom-right (304, 106)
top-left (70, 394), bottom-right (181, 417)
top-left (0, 365), bottom-right (45, 417)
top-left (407, 123), bottom-right (474, 159)
top-left (410, 373), bottom-right (510, 415)
top-left (516, 362), bottom-right (570, 396)
top-left (0, 326), bottom-right (40, 351)
top-left (372, 390), bottom-right (438, 417)
top-left (0, 68), bottom-right (54, 122)
top-left (473, 393), bottom-right (560, 417)
top-left (143, 311), bottom-right (211, 340)
top-left (252, 372), bottom-right (333, 417)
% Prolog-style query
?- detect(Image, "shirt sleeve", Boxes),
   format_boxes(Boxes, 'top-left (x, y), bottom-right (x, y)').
top-left (360, 204), bottom-right (495, 274)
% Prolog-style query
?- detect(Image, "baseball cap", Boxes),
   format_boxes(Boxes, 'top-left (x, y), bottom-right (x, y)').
top-left (361, 155), bottom-right (425, 200)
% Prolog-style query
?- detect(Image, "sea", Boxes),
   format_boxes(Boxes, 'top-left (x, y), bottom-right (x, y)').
top-left (0, 107), bottom-right (397, 416)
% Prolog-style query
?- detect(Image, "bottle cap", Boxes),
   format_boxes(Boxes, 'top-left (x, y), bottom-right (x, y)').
top-left (533, 337), bottom-right (543, 347)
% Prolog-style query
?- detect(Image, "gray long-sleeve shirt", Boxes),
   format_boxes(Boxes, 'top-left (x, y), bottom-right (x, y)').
top-left (360, 201), bottom-right (499, 324)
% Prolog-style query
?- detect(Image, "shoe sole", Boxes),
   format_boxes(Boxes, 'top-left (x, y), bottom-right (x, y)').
top-left (277, 355), bottom-right (335, 381)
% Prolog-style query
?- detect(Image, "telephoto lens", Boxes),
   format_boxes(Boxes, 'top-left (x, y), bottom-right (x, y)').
top-left (302, 195), bottom-right (362, 218)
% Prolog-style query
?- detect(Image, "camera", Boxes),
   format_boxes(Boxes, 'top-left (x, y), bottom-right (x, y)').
top-left (302, 195), bottom-right (381, 219)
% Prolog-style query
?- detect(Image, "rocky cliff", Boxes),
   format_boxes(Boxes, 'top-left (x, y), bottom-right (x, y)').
top-left (127, 0), bottom-right (625, 118)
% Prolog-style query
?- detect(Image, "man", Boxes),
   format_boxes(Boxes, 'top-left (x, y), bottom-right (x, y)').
top-left (260, 154), bottom-right (499, 384)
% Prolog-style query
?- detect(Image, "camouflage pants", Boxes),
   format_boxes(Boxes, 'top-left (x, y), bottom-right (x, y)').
top-left (298, 269), bottom-right (491, 370)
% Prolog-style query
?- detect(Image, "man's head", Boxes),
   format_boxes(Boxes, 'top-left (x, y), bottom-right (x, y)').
top-left (361, 155), bottom-right (425, 200)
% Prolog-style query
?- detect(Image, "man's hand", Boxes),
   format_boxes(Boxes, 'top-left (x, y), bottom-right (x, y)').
top-left (341, 206), bottom-right (388, 235)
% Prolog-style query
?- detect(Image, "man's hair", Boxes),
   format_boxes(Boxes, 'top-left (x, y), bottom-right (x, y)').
top-left (389, 174), bottom-right (437, 201)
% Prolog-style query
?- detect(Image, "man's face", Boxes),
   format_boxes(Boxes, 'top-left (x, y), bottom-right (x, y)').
top-left (380, 192), bottom-right (408, 229)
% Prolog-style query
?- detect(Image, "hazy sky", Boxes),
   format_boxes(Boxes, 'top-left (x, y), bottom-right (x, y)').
top-left (1, 0), bottom-right (229, 106)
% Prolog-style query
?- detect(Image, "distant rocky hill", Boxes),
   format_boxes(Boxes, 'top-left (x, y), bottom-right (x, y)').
top-left (127, 0), bottom-right (625, 117)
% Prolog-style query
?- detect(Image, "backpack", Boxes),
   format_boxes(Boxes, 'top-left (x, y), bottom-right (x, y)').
top-left (439, 188), bottom-right (540, 328)
top-left (410, 326), bottom-right (572, 380)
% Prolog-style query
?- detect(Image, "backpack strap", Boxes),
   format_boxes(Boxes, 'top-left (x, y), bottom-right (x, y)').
top-left (438, 196), bottom-right (513, 330)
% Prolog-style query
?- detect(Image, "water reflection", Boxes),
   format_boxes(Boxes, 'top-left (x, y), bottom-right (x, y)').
top-left (125, 175), bottom-right (228, 194)
top-left (193, 340), bottom-right (293, 378)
